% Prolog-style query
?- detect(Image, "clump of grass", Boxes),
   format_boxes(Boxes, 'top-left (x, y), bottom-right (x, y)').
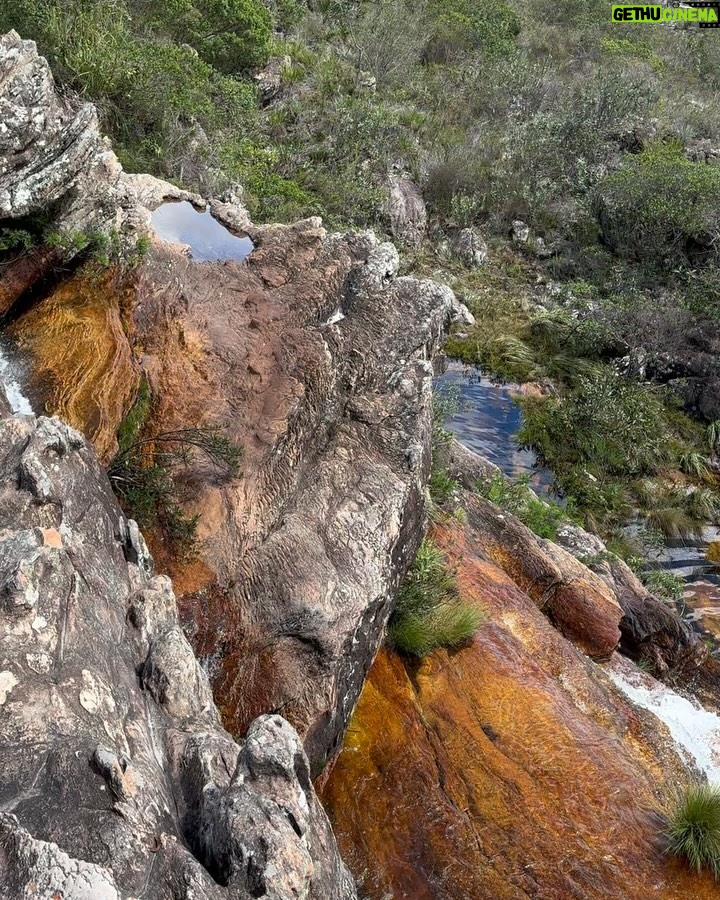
top-left (665, 784), bottom-right (720, 879)
top-left (388, 538), bottom-right (484, 657)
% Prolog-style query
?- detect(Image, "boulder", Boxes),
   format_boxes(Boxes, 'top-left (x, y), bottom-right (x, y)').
top-left (320, 516), bottom-right (717, 900)
top-left (254, 55), bottom-right (291, 105)
top-left (455, 226), bottom-right (488, 267)
top-left (0, 415), bottom-right (356, 900)
top-left (386, 176), bottom-right (427, 247)
top-left (511, 219), bottom-right (530, 243)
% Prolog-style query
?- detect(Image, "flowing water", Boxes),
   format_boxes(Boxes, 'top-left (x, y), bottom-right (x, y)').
top-left (435, 361), bottom-right (552, 494)
top-left (436, 362), bottom-right (720, 594)
top-left (0, 338), bottom-right (32, 415)
top-left (608, 655), bottom-right (720, 782)
top-left (151, 201), bottom-right (254, 263)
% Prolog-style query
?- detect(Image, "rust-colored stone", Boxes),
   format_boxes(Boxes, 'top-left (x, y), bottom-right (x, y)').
top-left (320, 519), bottom-right (719, 900)
top-left (0, 246), bottom-right (64, 315)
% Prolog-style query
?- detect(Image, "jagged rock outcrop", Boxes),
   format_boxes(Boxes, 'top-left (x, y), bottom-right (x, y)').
top-left (0, 31), bottom-right (200, 316)
top-left (0, 414), bottom-right (356, 900)
top-left (0, 29), bottom-right (473, 776)
top-left (130, 226), bottom-right (464, 772)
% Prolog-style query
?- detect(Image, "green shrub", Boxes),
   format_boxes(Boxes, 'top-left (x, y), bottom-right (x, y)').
top-left (388, 538), bottom-right (483, 657)
top-left (665, 784), bottom-right (720, 879)
top-left (518, 370), bottom-right (672, 482)
top-left (594, 144), bottom-right (720, 266)
top-left (429, 388), bottom-right (459, 506)
top-left (136, 0), bottom-right (272, 74)
top-left (109, 409), bottom-right (243, 554)
top-left (643, 570), bottom-right (685, 605)
top-left (477, 472), bottom-right (572, 540)
top-left (424, 0), bottom-right (520, 64)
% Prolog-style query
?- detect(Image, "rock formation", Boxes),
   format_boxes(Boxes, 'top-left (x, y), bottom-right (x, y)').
top-left (3, 26), bottom-right (720, 900)
top-left (0, 413), bottom-right (355, 899)
top-left (319, 475), bottom-right (716, 900)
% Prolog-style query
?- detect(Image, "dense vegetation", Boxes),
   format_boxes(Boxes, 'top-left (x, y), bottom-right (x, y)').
top-left (4, 0), bottom-right (720, 565)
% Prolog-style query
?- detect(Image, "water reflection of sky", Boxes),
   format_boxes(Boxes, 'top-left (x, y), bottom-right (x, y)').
top-left (434, 362), bottom-right (553, 494)
top-left (151, 201), bottom-right (253, 263)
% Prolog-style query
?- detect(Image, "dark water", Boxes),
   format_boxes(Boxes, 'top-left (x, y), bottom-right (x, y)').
top-left (151, 201), bottom-right (253, 263)
top-left (435, 362), bottom-right (553, 494)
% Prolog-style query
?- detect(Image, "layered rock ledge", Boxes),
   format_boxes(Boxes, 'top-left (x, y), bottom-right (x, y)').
top-left (0, 414), bottom-right (356, 899)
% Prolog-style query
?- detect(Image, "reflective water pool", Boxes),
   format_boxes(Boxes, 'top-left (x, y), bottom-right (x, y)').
top-left (434, 362), bottom-right (552, 494)
top-left (151, 201), bottom-right (253, 263)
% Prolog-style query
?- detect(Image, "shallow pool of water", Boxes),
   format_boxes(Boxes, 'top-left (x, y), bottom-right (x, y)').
top-left (151, 201), bottom-right (253, 263)
top-left (435, 362), bottom-right (553, 494)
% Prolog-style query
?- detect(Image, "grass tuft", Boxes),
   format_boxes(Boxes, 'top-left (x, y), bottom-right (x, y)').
top-left (665, 784), bottom-right (720, 879)
top-left (388, 538), bottom-right (484, 657)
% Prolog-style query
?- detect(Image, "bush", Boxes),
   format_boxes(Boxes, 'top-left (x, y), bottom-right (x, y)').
top-left (665, 784), bottom-right (720, 879)
top-left (477, 472), bottom-right (573, 540)
top-left (518, 369), bottom-right (672, 482)
top-left (594, 144), bottom-right (720, 266)
top-left (135, 0), bottom-right (272, 74)
top-left (388, 538), bottom-right (483, 657)
top-left (643, 570), bottom-right (685, 605)
top-left (424, 0), bottom-right (520, 64)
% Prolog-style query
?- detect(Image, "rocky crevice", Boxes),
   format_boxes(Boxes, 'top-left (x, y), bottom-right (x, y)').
top-left (0, 413), bottom-right (356, 899)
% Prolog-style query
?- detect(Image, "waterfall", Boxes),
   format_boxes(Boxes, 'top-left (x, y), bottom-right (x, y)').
top-left (0, 340), bottom-right (33, 415)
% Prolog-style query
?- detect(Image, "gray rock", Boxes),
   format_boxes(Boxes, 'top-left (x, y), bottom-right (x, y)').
top-left (511, 220), bottom-right (530, 243)
top-left (254, 56), bottom-right (291, 105)
top-left (455, 227), bottom-right (487, 268)
top-left (0, 415), bottom-right (356, 900)
top-left (386, 177), bottom-right (427, 247)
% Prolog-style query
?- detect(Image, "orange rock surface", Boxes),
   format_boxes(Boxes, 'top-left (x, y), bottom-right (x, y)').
top-left (320, 519), bottom-right (720, 900)
top-left (7, 268), bottom-right (137, 463)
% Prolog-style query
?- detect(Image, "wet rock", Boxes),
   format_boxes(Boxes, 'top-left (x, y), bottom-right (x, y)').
top-left (386, 176), bottom-right (427, 247)
top-left (0, 415), bottom-right (356, 899)
top-left (454, 226), bottom-right (488, 267)
top-left (463, 491), bottom-right (622, 659)
top-left (320, 517), bottom-right (719, 900)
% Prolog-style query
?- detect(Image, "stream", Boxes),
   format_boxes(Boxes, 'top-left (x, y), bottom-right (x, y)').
top-left (435, 362), bottom-right (553, 494)
top-left (435, 362), bottom-right (720, 588)
top-left (0, 338), bottom-right (32, 415)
